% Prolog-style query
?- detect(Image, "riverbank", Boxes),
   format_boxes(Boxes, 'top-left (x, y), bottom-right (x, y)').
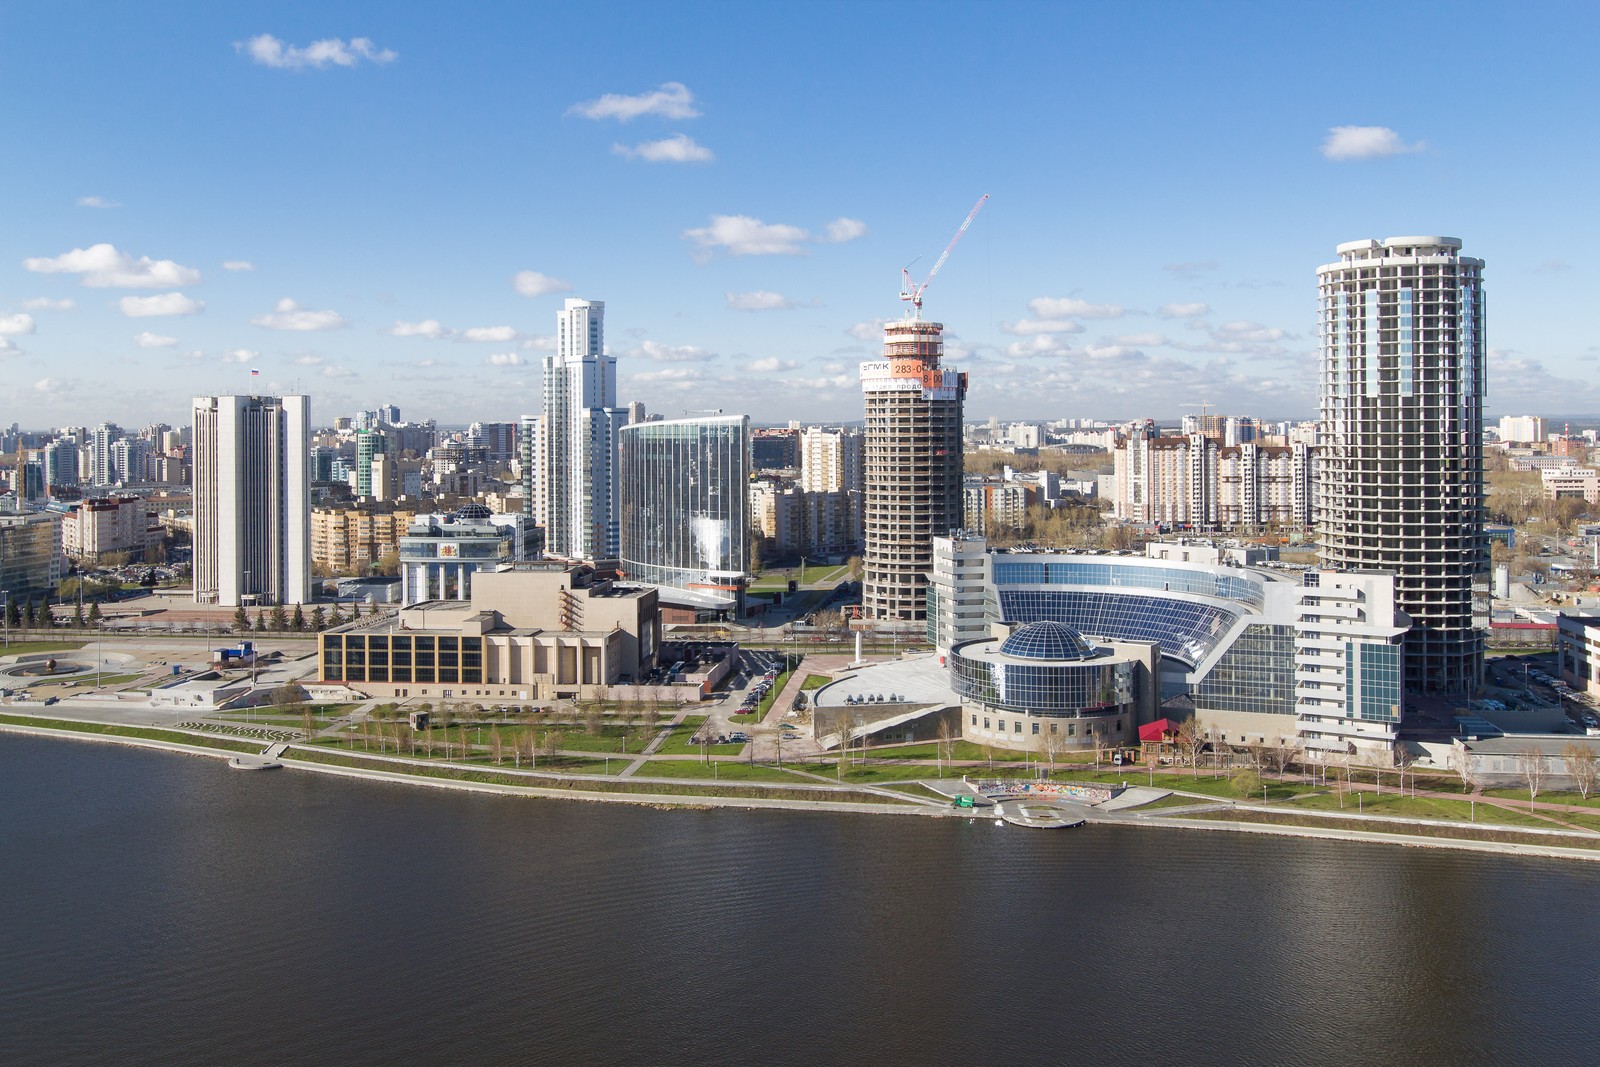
top-left (6, 713), bottom-right (1600, 862)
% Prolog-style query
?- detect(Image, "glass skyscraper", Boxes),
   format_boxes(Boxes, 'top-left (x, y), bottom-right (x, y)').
top-left (1316, 237), bottom-right (1487, 694)
top-left (618, 414), bottom-right (748, 598)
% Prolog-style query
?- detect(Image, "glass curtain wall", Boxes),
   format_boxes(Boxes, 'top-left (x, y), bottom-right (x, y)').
top-left (618, 415), bottom-right (749, 590)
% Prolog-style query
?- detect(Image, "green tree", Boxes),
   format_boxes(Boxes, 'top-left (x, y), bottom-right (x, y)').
top-left (233, 605), bottom-right (250, 633)
top-left (310, 605), bottom-right (326, 631)
top-left (23, 600), bottom-right (35, 628)
top-left (255, 608), bottom-right (267, 632)
top-left (38, 600), bottom-right (54, 628)
top-left (327, 605), bottom-right (345, 628)
top-left (87, 601), bottom-right (102, 625)
top-left (4, 597), bottom-right (18, 628)
top-left (270, 604), bottom-right (289, 631)
top-left (291, 604), bottom-right (305, 631)
top-left (72, 602), bottom-right (85, 629)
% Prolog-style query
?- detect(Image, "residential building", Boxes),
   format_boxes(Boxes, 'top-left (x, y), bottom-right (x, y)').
top-left (618, 414), bottom-right (749, 602)
top-left (1316, 236), bottom-right (1487, 694)
top-left (192, 394), bottom-right (311, 606)
top-left (860, 317), bottom-right (966, 620)
top-left (311, 505), bottom-right (417, 575)
top-left (1114, 434), bottom-right (1314, 529)
top-left (542, 298), bottom-right (624, 560)
top-left (799, 427), bottom-right (863, 546)
top-left (56, 496), bottom-right (157, 563)
top-left (1498, 415), bottom-right (1547, 444)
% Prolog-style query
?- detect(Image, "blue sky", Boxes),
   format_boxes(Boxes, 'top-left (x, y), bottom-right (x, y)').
top-left (4, 0), bottom-right (1597, 429)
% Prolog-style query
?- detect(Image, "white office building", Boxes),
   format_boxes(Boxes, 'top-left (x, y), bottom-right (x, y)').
top-left (542, 299), bottom-right (625, 561)
top-left (192, 394), bottom-right (311, 606)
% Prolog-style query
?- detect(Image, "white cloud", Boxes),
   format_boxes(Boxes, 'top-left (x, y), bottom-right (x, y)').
top-left (133, 331), bottom-right (177, 348)
top-left (118, 292), bottom-right (204, 317)
top-left (21, 297), bottom-right (74, 311)
top-left (823, 218), bottom-right (868, 243)
top-left (252, 297), bottom-right (346, 331)
top-left (1320, 125), bottom-right (1425, 161)
top-left (1159, 302), bottom-right (1210, 319)
top-left (1028, 296), bottom-right (1124, 319)
top-left (568, 82), bottom-right (699, 121)
top-left (748, 357), bottom-right (800, 372)
top-left (1000, 318), bottom-right (1083, 336)
top-left (847, 319), bottom-right (886, 342)
top-left (520, 335), bottom-right (558, 352)
top-left (239, 33), bottom-right (397, 70)
top-left (634, 340), bottom-right (715, 362)
top-left (222, 348), bottom-right (258, 364)
top-left (632, 367), bottom-right (704, 383)
top-left (1111, 333), bottom-right (1169, 347)
top-left (322, 365), bottom-right (357, 379)
top-left (24, 243), bottom-right (201, 288)
top-left (76, 196), bottom-right (120, 209)
top-left (293, 354), bottom-right (325, 366)
top-left (462, 325), bottom-right (518, 342)
top-left (0, 313), bottom-right (36, 337)
top-left (512, 270), bottom-right (573, 298)
top-left (387, 318), bottom-right (450, 339)
top-left (486, 353), bottom-right (524, 366)
top-left (35, 378), bottom-right (60, 393)
top-left (1005, 334), bottom-right (1072, 359)
top-left (222, 260), bottom-right (255, 272)
top-left (612, 134), bottom-right (713, 163)
top-left (683, 215), bottom-right (810, 257)
top-left (727, 290), bottom-right (795, 311)
top-left (1212, 320), bottom-right (1286, 343)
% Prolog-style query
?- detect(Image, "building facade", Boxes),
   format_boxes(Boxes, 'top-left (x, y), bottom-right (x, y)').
top-left (56, 496), bottom-right (156, 563)
top-left (310, 505), bottom-right (417, 575)
top-left (860, 318), bottom-right (966, 620)
top-left (618, 414), bottom-right (749, 600)
top-left (542, 298), bottom-right (624, 561)
top-left (1114, 434), bottom-right (1314, 530)
top-left (192, 394), bottom-right (311, 606)
top-left (1316, 237), bottom-right (1487, 694)
top-left (0, 508), bottom-right (63, 604)
top-left (398, 506), bottom-right (536, 605)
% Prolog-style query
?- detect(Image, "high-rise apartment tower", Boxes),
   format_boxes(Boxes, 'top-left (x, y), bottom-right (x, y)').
top-left (542, 299), bottom-right (625, 560)
top-left (1315, 237), bottom-right (1487, 694)
top-left (192, 394), bottom-right (311, 606)
top-left (860, 319), bottom-right (966, 620)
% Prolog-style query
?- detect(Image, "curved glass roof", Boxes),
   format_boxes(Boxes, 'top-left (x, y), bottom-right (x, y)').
top-left (999, 620), bottom-right (1098, 661)
top-left (455, 503), bottom-right (493, 521)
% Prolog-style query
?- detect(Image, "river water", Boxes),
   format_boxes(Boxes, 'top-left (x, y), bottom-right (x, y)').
top-left (2, 734), bottom-right (1597, 1066)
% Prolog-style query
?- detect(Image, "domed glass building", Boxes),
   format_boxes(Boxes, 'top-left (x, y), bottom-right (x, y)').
top-left (949, 621), bottom-right (1158, 750)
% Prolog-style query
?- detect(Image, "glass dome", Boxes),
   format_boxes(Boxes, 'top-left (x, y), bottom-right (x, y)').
top-left (999, 620), bottom-right (1098, 661)
top-left (454, 503), bottom-right (493, 521)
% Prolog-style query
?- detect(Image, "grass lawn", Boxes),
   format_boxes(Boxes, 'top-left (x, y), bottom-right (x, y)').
top-left (0, 712), bottom-right (264, 754)
top-left (1049, 767), bottom-right (1317, 803)
top-left (729, 713), bottom-right (758, 724)
top-left (800, 673), bottom-right (831, 691)
top-left (1175, 806), bottom-right (1600, 851)
top-left (651, 716), bottom-right (742, 757)
top-left (636, 759), bottom-right (819, 783)
top-left (59, 673), bottom-right (146, 688)
top-left (1136, 794), bottom-right (1208, 811)
top-left (1287, 790), bottom-right (1555, 828)
top-left (0, 640), bottom-right (88, 656)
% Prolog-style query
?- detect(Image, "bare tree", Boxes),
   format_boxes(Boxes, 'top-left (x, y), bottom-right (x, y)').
top-left (1517, 746), bottom-right (1546, 811)
top-left (1392, 740), bottom-right (1416, 796)
top-left (1263, 737), bottom-right (1300, 781)
top-left (583, 701), bottom-right (604, 737)
top-left (491, 724), bottom-right (505, 766)
top-left (541, 729), bottom-right (563, 767)
top-left (1036, 725), bottom-right (1064, 777)
top-left (936, 718), bottom-right (955, 778)
top-left (1562, 742), bottom-right (1600, 801)
top-left (1173, 718), bottom-right (1206, 774)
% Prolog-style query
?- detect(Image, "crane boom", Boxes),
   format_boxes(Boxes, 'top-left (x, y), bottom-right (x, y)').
top-left (900, 193), bottom-right (989, 317)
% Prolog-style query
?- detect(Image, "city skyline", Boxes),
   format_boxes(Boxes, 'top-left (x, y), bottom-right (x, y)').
top-left (5, 2), bottom-right (1599, 427)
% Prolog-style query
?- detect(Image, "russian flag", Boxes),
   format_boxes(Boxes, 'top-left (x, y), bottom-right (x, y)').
top-left (250, 368), bottom-right (261, 376)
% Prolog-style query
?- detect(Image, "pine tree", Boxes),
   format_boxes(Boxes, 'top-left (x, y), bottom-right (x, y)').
top-left (311, 605), bottom-right (326, 631)
top-left (291, 604), bottom-right (305, 631)
top-left (23, 600), bottom-right (36, 628)
top-left (5, 597), bottom-right (18, 628)
top-left (88, 601), bottom-right (102, 625)
top-left (73, 602), bottom-right (85, 629)
top-left (270, 604), bottom-right (288, 631)
top-left (255, 608), bottom-right (267, 632)
top-left (327, 605), bottom-right (345, 627)
top-left (233, 606), bottom-right (250, 633)
top-left (38, 600), bottom-right (55, 628)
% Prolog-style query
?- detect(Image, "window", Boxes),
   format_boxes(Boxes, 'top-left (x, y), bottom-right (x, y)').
top-left (1032, 722), bottom-right (1040, 735)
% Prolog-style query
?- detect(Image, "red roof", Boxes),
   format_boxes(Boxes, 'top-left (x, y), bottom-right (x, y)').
top-left (1139, 719), bottom-right (1174, 743)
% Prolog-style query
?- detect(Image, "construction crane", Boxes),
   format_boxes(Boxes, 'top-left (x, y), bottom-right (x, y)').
top-left (900, 193), bottom-right (989, 319)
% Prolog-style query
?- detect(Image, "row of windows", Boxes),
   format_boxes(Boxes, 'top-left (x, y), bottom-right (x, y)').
top-left (991, 559), bottom-right (1265, 609)
top-left (950, 652), bottom-right (1135, 714)
top-left (1193, 624), bottom-right (1296, 718)
top-left (969, 714), bottom-right (1121, 736)
top-left (997, 589), bottom-right (1237, 667)
top-left (323, 634), bottom-right (485, 685)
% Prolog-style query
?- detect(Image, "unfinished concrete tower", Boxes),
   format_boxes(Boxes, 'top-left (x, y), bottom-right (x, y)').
top-left (860, 319), bottom-right (967, 620)
top-left (1315, 236), bottom-right (1487, 695)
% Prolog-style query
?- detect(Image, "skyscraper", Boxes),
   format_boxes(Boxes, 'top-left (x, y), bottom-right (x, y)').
top-left (542, 298), bottom-right (625, 560)
top-left (1315, 237), bottom-right (1487, 694)
top-left (860, 318), bottom-right (966, 620)
top-left (192, 394), bottom-right (311, 606)
top-left (618, 414), bottom-right (749, 600)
